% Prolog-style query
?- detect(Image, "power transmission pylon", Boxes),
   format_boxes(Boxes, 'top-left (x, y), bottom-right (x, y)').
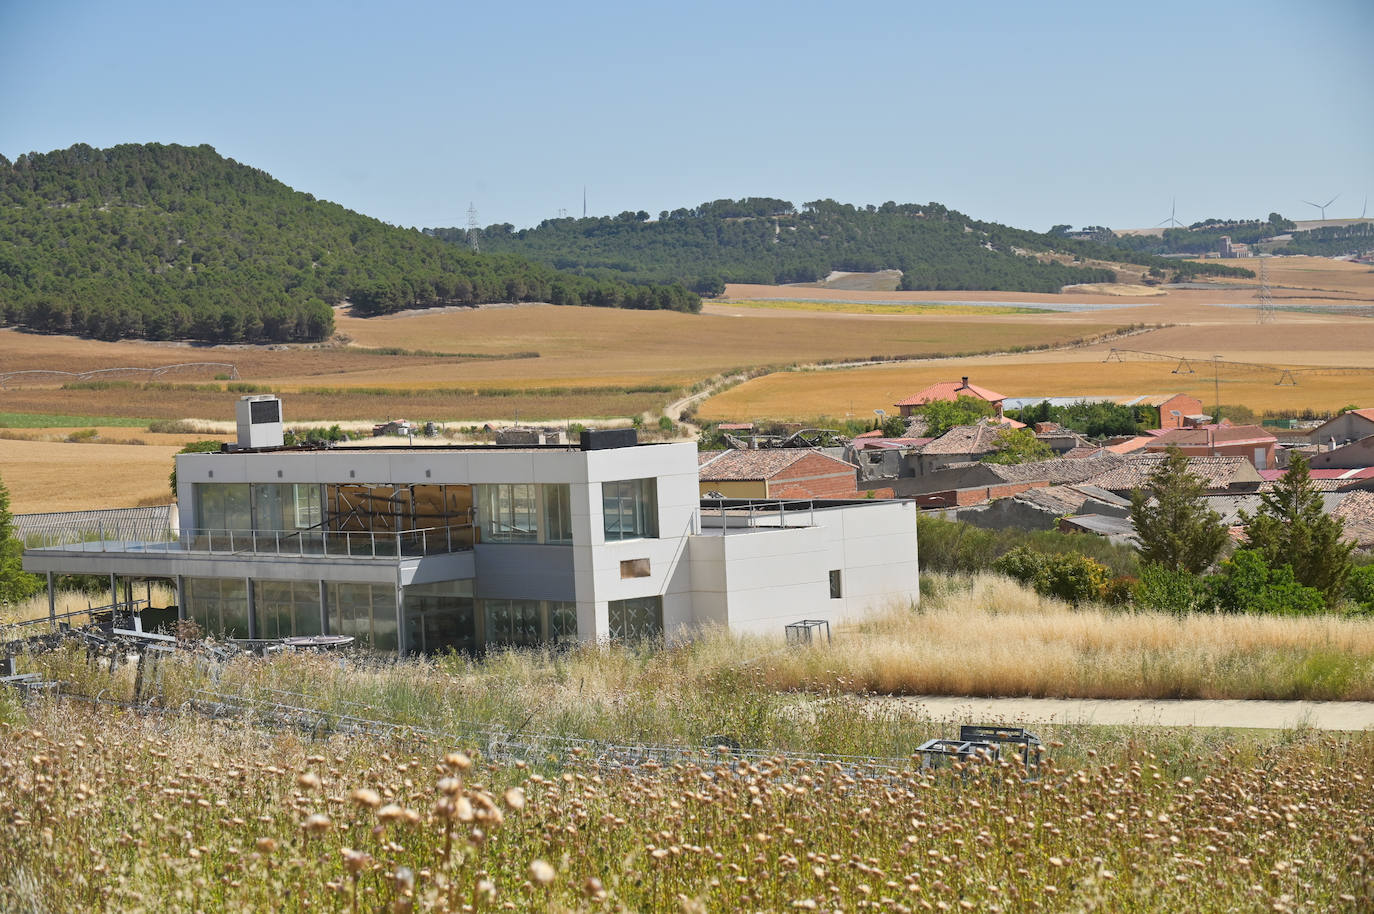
top-left (1256, 259), bottom-right (1276, 323)
top-left (466, 202), bottom-right (480, 253)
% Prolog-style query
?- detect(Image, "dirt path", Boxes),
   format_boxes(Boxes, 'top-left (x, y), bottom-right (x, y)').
top-left (880, 695), bottom-right (1374, 731)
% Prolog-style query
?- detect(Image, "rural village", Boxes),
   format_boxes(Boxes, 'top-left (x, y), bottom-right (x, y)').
top-left (2, 3), bottom-right (1374, 911)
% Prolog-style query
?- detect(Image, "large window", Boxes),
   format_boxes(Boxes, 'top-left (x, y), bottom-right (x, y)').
top-left (404, 580), bottom-right (476, 655)
top-left (542, 484), bottom-right (573, 544)
top-left (254, 579), bottom-right (322, 640)
top-left (326, 582), bottom-right (397, 652)
top-left (602, 479), bottom-right (657, 541)
top-left (476, 483), bottom-right (573, 544)
top-left (195, 484), bottom-right (251, 533)
top-left (608, 596), bottom-right (663, 640)
top-left (483, 599), bottom-right (543, 648)
top-left (185, 577), bottom-right (249, 638)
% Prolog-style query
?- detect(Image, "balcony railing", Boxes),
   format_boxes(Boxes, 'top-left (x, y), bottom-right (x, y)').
top-left (25, 523), bottom-right (474, 559)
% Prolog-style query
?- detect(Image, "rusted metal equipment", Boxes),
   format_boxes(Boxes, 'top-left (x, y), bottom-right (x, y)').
top-left (915, 725), bottom-right (1044, 777)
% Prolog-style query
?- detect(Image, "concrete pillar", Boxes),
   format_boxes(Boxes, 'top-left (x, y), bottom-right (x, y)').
top-left (175, 575), bottom-right (186, 621)
top-left (394, 578), bottom-right (407, 655)
top-left (109, 573), bottom-right (118, 610)
top-left (47, 572), bottom-right (56, 625)
top-left (245, 577), bottom-right (257, 640)
top-left (318, 580), bottom-right (329, 635)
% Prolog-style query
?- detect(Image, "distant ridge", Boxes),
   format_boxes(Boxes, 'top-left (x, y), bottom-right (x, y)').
top-left (427, 197), bottom-right (1253, 296)
top-left (0, 143), bottom-right (699, 344)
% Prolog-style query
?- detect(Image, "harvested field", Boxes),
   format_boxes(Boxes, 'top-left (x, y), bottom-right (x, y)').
top-left (0, 437), bottom-right (181, 513)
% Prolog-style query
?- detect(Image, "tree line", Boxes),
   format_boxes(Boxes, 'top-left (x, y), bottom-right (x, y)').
top-left (0, 143), bottom-right (699, 344)
top-left (428, 197), bottom-right (1253, 296)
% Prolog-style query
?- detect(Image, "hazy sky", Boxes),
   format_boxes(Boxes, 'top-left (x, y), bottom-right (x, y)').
top-left (3, 0), bottom-right (1371, 233)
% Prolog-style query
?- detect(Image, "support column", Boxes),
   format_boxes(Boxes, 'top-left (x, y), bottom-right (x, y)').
top-left (394, 577), bottom-right (407, 655)
top-left (47, 572), bottom-right (56, 625)
top-left (319, 580), bottom-right (329, 636)
top-left (175, 575), bottom-right (186, 621)
top-left (109, 573), bottom-right (118, 611)
top-left (245, 577), bottom-right (257, 640)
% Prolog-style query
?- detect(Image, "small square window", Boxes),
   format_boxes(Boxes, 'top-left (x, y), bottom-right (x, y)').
top-left (829, 570), bottom-right (842, 599)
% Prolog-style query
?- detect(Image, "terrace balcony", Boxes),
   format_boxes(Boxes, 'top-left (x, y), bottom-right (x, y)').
top-left (21, 521), bottom-right (477, 586)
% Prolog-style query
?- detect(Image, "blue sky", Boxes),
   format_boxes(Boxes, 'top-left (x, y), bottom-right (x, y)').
top-left (3, 0), bottom-right (1371, 233)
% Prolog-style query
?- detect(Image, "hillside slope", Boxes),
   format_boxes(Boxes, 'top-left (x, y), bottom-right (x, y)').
top-left (0, 144), bottom-right (698, 343)
top-left (428, 197), bottom-right (1252, 295)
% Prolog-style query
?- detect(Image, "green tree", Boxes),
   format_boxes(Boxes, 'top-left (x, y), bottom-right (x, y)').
top-left (1239, 453), bottom-right (1353, 607)
top-left (1130, 447), bottom-right (1229, 574)
top-left (1, 474), bottom-right (42, 604)
top-left (1210, 549), bottom-right (1325, 616)
top-left (917, 396), bottom-right (995, 436)
top-left (981, 427), bottom-right (1053, 465)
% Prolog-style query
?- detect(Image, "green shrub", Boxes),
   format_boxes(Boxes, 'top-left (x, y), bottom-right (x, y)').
top-left (916, 514), bottom-right (1138, 577)
top-left (1211, 549), bottom-right (1325, 616)
top-left (993, 546), bottom-right (1110, 606)
top-left (1345, 564), bottom-right (1374, 616)
top-left (1133, 564), bottom-right (1213, 615)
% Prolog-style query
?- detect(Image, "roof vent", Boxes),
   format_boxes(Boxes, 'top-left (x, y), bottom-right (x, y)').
top-left (235, 395), bottom-right (284, 450)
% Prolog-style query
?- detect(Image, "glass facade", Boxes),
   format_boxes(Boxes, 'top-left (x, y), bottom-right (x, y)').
top-left (403, 580), bottom-right (477, 655)
top-left (602, 479), bottom-right (657, 541)
top-left (253, 579), bottom-right (323, 640)
top-left (608, 595), bottom-right (663, 640)
top-left (195, 483), bottom-right (251, 532)
top-left (483, 599), bottom-right (543, 648)
top-left (475, 483), bottom-right (573, 545)
top-left (326, 582), bottom-right (398, 652)
top-left (185, 577), bottom-right (250, 638)
top-left (542, 484), bottom-right (573, 544)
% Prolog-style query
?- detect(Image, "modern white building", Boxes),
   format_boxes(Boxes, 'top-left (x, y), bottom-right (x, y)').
top-left (23, 398), bottom-right (919, 653)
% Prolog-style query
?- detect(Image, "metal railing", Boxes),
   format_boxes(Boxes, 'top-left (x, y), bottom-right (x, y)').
top-left (698, 499), bottom-right (817, 534)
top-left (24, 523), bottom-right (474, 559)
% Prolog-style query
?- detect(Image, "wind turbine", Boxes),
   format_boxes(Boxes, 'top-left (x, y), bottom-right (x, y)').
top-left (1302, 194), bottom-right (1339, 220)
top-left (1155, 197), bottom-right (1182, 229)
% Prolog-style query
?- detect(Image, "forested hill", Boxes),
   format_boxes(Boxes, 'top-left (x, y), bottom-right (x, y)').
top-left (426, 198), bottom-right (1251, 295)
top-left (0, 144), bottom-right (699, 343)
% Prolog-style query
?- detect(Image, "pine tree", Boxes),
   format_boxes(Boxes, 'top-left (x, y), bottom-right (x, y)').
top-left (1239, 453), bottom-right (1353, 608)
top-left (0, 473), bottom-right (43, 604)
top-left (1130, 447), bottom-right (1229, 574)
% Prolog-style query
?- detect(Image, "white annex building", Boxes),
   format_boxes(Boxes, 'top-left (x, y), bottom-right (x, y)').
top-left (23, 397), bottom-right (919, 654)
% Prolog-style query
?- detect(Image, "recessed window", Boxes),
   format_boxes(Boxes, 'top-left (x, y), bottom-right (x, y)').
top-left (829, 570), bottom-right (842, 599)
top-left (608, 596), bottom-right (663, 640)
top-left (603, 479), bottom-right (657, 540)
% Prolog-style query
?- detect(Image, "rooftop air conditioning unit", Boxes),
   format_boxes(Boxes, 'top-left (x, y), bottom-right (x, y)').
top-left (236, 395), bottom-right (284, 449)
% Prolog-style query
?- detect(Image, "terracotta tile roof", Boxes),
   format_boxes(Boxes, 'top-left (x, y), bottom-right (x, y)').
top-left (1081, 455), bottom-right (1262, 493)
top-left (851, 437), bottom-right (933, 451)
top-left (1333, 491), bottom-right (1374, 547)
top-left (1062, 445), bottom-right (1107, 459)
top-left (698, 449), bottom-right (852, 482)
top-left (1147, 425), bottom-right (1277, 449)
top-left (1015, 485), bottom-right (1095, 516)
top-left (919, 423), bottom-right (1007, 455)
top-left (894, 379), bottom-right (1005, 407)
top-left (981, 453), bottom-right (1125, 485)
top-left (1104, 435), bottom-right (1155, 455)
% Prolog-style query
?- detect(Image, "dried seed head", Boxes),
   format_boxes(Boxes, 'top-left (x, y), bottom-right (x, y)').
top-left (303, 813), bottom-right (332, 834)
top-left (297, 772), bottom-right (322, 791)
top-left (342, 847), bottom-right (372, 873)
top-left (377, 803), bottom-right (405, 823)
top-left (350, 788), bottom-right (382, 809)
top-left (503, 787), bottom-right (526, 810)
top-left (529, 859), bottom-right (555, 886)
top-left (255, 837), bottom-right (278, 854)
top-left (444, 752), bottom-right (472, 771)
top-left (437, 777), bottom-right (461, 796)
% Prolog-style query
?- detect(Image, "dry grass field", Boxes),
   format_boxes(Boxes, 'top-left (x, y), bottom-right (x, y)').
top-left (701, 257), bottom-right (1374, 420)
top-left (1, 256), bottom-right (1369, 510)
top-left (0, 437), bottom-right (181, 513)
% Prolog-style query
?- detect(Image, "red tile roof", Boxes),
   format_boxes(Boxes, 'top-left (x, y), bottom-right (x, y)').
top-left (698, 449), bottom-right (853, 482)
top-left (894, 379), bottom-right (1005, 407)
top-left (1147, 425), bottom-right (1277, 449)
